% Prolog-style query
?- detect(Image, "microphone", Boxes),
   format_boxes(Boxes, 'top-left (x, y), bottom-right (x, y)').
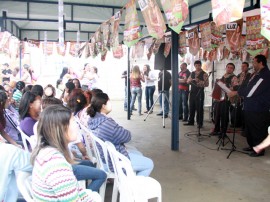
top-left (208, 70), bottom-right (216, 75)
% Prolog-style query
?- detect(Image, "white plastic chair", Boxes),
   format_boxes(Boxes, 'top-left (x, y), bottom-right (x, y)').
top-left (16, 171), bottom-right (34, 202)
top-left (16, 126), bottom-right (35, 152)
top-left (76, 121), bottom-right (117, 202)
top-left (105, 141), bottom-right (162, 202)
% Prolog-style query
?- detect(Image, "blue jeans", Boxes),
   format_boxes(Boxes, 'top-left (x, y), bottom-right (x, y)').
top-left (128, 150), bottom-right (154, 177)
top-left (130, 87), bottom-right (142, 114)
top-left (179, 89), bottom-right (189, 120)
top-left (158, 90), bottom-right (170, 115)
top-left (72, 160), bottom-right (107, 192)
top-left (145, 85), bottom-right (156, 111)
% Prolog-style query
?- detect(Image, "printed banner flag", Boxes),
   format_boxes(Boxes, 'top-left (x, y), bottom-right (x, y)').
top-left (212, 0), bottom-right (245, 26)
top-left (188, 27), bottom-right (200, 56)
top-left (161, 0), bottom-right (189, 34)
top-left (200, 22), bottom-right (212, 51)
top-left (178, 31), bottom-right (187, 57)
top-left (246, 15), bottom-right (269, 56)
top-left (261, 0), bottom-right (270, 41)
top-left (139, 0), bottom-right (166, 39)
top-left (124, 0), bottom-right (141, 47)
top-left (226, 19), bottom-right (243, 53)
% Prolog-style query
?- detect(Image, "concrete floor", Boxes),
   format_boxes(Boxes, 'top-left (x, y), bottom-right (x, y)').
top-left (105, 100), bottom-right (270, 202)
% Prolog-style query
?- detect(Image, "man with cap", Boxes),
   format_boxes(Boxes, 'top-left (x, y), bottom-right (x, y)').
top-left (1, 63), bottom-right (12, 85)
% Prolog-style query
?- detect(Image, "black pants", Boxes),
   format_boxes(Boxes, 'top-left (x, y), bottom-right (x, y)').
top-left (188, 92), bottom-right (204, 126)
top-left (213, 100), bottom-right (230, 134)
top-left (245, 111), bottom-right (270, 147)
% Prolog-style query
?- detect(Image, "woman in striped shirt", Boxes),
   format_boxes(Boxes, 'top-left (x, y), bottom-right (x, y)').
top-left (31, 105), bottom-right (100, 202)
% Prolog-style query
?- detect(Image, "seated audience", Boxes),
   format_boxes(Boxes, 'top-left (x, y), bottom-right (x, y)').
top-left (43, 84), bottom-right (56, 98)
top-left (0, 141), bottom-right (32, 202)
top-left (12, 81), bottom-right (25, 111)
top-left (0, 90), bottom-right (21, 147)
top-left (31, 84), bottom-right (44, 97)
top-left (19, 91), bottom-right (41, 137)
top-left (31, 105), bottom-right (101, 201)
top-left (88, 92), bottom-right (154, 176)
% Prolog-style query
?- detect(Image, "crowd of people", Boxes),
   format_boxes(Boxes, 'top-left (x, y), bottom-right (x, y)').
top-left (0, 63), bottom-right (154, 201)
top-left (1, 54), bottom-right (270, 201)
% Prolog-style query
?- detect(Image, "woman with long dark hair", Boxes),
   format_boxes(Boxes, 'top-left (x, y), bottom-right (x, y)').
top-left (142, 64), bottom-right (156, 113)
top-left (19, 91), bottom-right (41, 137)
top-left (88, 92), bottom-right (154, 176)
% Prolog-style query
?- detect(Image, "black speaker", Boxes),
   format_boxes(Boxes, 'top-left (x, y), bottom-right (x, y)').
top-left (154, 43), bottom-right (171, 70)
top-left (2, 11), bottom-right (7, 18)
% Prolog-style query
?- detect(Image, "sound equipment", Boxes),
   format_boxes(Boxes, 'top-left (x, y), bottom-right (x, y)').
top-left (154, 43), bottom-right (171, 70)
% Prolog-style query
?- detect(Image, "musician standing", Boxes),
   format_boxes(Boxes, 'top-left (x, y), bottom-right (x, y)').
top-left (228, 55), bottom-right (270, 157)
top-left (178, 63), bottom-right (191, 121)
top-left (236, 62), bottom-right (251, 136)
top-left (210, 63), bottom-right (238, 136)
top-left (184, 60), bottom-right (209, 127)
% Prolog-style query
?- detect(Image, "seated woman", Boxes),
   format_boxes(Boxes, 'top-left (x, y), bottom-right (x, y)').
top-left (38, 96), bottom-right (107, 192)
top-left (19, 91), bottom-right (41, 137)
top-left (0, 90), bottom-right (21, 147)
top-left (12, 81), bottom-right (25, 111)
top-left (87, 92), bottom-right (154, 176)
top-left (31, 105), bottom-right (101, 201)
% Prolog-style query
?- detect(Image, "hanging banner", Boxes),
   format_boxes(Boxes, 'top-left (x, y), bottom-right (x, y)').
top-left (164, 33), bottom-right (171, 57)
top-left (139, 0), bottom-right (166, 39)
top-left (161, 0), bottom-right (189, 34)
top-left (178, 31), bottom-right (187, 57)
top-left (113, 44), bottom-right (124, 59)
top-left (188, 27), bottom-right (200, 56)
top-left (211, 22), bottom-right (224, 48)
top-left (101, 21), bottom-right (110, 51)
top-left (246, 15), bottom-right (269, 56)
top-left (200, 22), bottom-right (212, 51)
top-left (261, 0), bottom-right (270, 41)
top-left (110, 11), bottom-right (121, 50)
top-left (226, 19), bottom-right (243, 53)
top-left (124, 0), bottom-right (141, 47)
top-left (212, 0), bottom-right (245, 26)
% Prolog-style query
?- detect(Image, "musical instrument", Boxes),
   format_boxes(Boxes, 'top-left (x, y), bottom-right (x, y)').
top-left (212, 82), bottom-right (224, 101)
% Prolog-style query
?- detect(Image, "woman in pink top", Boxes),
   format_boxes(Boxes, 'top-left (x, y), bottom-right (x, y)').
top-left (130, 65), bottom-right (144, 115)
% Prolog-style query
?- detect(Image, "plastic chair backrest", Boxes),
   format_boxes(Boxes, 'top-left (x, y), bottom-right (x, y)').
top-left (105, 141), bottom-right (136, 200)
top-left (16, 171), bottom-right (34, 202)
top-left (16, 126), bottom-right (34, 152)
top-left (74, 117), bottom-right (96, 163)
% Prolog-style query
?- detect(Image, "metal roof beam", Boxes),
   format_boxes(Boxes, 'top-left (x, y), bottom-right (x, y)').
top-left (6, 0), bottom-right (141, 11)
top-left (6, 17), bottom-right (126, 26)
top-left (21, 28), bottom-right (124, 35)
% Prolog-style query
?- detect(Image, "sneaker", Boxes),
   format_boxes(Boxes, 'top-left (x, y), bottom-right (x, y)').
top-left (144, 110), bottom-right (148, 113)
top-left (156, 112), bottom-right (163, 116)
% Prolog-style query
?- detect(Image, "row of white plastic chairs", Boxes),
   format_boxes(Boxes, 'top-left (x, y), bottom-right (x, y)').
top-left (17, 120), bottom-right (162, 202)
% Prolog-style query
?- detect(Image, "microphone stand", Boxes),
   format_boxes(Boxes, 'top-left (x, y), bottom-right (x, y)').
top-left (221, 72), bottom-right (250, 158)
top-left (187, 75), bottom-right (210, 142)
